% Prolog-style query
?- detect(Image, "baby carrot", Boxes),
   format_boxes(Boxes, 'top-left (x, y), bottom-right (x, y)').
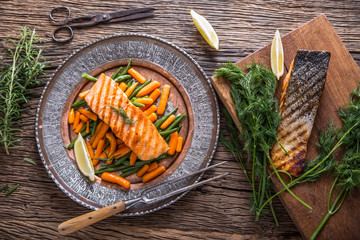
top-left (113, 146), bottom-right (131, 160)
top-left (167, 132), bottom-right (178, 155)
top-left (142, 166), bottom-right (166, 183)
top-left (149, 88), bottom-right (161, 102)
top-left (134, 98), bottom-right (154, 105)
top-left (105, 132), bottom-right (117, 164)
top-left (128, 68), bottom-right (146, 84)
top-left (78, 89), bottom-right (90, 99)
top-left (130, 152), bottom-right (137, 166)
top-left (86, 121), bottom-right (90, 133)
top-left (160, 114), bottom-right (175, 129)
top-left (93, 139), bottom-right (105, 166)
top-left (136, 164), bottom-right (150, 177)
top-left (68, 108), bottom-right (75, 124)
top-left (141, 88), bottom-right (162, 110)
top-left (91, 123), bottom-right (109, 148)
top-left (72, 111), bottom-right (81, 130)
top-left (143, 105), bottom-right (157, 116)
top-left (86, 141), bottom-right (94, 159)
top-left (101, 172), bottom-right (130, 190)
top-left (90, 121), bottom-right (103, 144)
top-left (136, 81), bottom-right (161, 97)
top-left (119, 82), bottom-right (128, 92)
top-left (176, 137), bottom-right (183, 152)
top-left (147, 162), bottom-right (158, 172)
top-left (147, 112), bottom-right (157, 122)
top-left (79, 114), bottom-right (89, 122)
top-left (78, 108), bottom-right (97, 121)
top-left (74, 121), bottom-right (85, 134)
top-left (157, 85), bottom-right (170, 115)
top-left (125, 82), bottom-right (138, 97)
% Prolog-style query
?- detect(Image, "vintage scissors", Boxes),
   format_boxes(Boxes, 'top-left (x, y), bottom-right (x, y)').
top-left (49, 6), bottom-right (155, 43)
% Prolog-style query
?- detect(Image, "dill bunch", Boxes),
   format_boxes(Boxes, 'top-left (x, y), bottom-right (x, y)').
top-left (215, 62), bottom-right (281, 223)
top-left (0, 27), bottom-right (47, 154)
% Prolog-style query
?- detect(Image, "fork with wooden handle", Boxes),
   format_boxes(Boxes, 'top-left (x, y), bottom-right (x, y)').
top-left (58, 162), bottom-right (228, 235)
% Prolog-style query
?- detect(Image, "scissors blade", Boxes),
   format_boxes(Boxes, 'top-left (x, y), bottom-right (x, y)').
top-left (109, 12), bottom-right (154, 23)
top-left (108, 7), bottom-right (155, 20)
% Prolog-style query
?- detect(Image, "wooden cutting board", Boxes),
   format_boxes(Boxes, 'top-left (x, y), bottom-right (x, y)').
top-left (211, 15), bottom-right (360, 239)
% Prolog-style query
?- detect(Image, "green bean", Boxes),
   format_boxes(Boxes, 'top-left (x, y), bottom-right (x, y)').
top-left (71, 99), bottom-right (87, 109)
top-left (91, 119), bottom-right (98, 136)
top-left (5, 184), bottom-right (20, 196)
top-left (111, 66), bottom-right (123, 79)
top-left (95, 166), bottom-right (124, 174)
top-left (120, 168), bottom-right (140, 178)
top-left (119, 59), bottom-right (132, 76)
top-left (166, 114), bottom-right (186, 130)
top-left (162, 125), bottom-right (181, 140)
top-left (127, 79), bottom-right (134, 87)
top-left (128, 79), bottom-right (152, 99)
top-left (154, 107), bottom-right (178, 129)
top-left (159, 128), bottom-right (178, 137)
top-left (131, 101), bottom-right (145, 108)
top-left (114, 153), bottom-right (132, 166)
top-left (65, 131), bottom-right (90, 150)
top-left (114, 74), bottom-right (132, 83)
top-left (82, 73), bottom-right (97, 82)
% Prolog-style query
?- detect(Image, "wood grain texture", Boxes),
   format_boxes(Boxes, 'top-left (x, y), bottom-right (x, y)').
top-left (212, 15), bottom-right (360, 239)
top-left (0, 0), bottom-right (359, 239)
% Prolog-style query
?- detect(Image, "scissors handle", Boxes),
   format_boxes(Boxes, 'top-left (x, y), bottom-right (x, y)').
top-left (49, 6), bottom-right (71, 23)
top-left (50, 6), bottom-right (95, 24)
top-left (52, 26), bottom-right (74, 43)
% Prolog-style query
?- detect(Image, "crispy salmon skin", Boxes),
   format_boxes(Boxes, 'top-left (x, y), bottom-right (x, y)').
top-left (85, 74), bottom-right (169, 160)
top-left (270, 50), bottom-right (330, 177)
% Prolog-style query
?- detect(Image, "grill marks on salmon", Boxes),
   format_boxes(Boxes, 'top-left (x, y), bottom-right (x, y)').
top-left (270, 50), bottom-right (330, 177)
top-left (85, 74), bottom-right (169, 160)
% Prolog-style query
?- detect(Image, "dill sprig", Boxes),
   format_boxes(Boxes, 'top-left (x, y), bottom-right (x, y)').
top-left (108, 105), bottom-right (137, 124)
top-left (0, 27), bottom-right (47, 154)
top-left (310, 84), bottom-right (360, 239)
top-left (215, 62), bottom-right (309, 224)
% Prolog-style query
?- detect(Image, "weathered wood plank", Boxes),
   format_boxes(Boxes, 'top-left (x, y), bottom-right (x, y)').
top-left (0, 0), bottom-right (359, 238)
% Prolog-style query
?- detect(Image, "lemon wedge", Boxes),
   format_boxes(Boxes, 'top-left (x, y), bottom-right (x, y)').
top-left (74, 133), bottom-right (95, 182)
top-left (270, 30), bottom-right (284, 80)
top-left (190, 9), bottom-right (219, 50)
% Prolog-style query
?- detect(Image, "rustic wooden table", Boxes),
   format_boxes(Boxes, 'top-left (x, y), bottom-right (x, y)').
top-left (1, 0), bottom-right (359, 239)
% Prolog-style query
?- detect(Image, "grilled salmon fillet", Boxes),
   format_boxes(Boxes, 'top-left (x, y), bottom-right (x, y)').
top-left (85, 74), bottom-right (169, 160)
top-left (270, 50), bottom-right (330, 177)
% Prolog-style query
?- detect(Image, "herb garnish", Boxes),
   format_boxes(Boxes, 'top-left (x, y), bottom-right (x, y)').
top-left (0, 27), bottom-right (47, 154)
top-left (310, 84), bottom-right (360, 239)
top-left (215, 62), bottom-right (309, 224)
top-left (108, 105), bottom-right (137, 124)
top-left (24, 157), bottom-right (37, 165)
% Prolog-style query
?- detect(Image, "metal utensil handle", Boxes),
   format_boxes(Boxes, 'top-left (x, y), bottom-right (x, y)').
top-left (52, 26), bottom-right (74, 43)
top-left (58, 201), bottom-right (127, 235)
top-left (49, 6), bottom-right (71, 23)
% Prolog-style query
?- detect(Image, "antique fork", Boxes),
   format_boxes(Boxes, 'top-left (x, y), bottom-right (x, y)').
top-left (58, 161), bottom-right (228, 235)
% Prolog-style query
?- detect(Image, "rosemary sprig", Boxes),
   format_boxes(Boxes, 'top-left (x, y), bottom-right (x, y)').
top-left (108, 105), bottom-right (137, 124)
top-left (0, 27), bottom-right (47, 154)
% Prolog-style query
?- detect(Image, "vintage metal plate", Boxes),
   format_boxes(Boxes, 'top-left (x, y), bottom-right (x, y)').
top-left (36, 34), bottom-right (219, 216)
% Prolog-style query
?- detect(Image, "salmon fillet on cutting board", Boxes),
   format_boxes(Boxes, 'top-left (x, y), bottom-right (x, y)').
top-left (85, 73), bottom-right (169, 160)
top-left (270, 50), bottom-right (330, 177)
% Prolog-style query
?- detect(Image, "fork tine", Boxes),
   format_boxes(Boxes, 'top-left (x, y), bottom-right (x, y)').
top-left (142, 161), bottom-right (227, 195)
